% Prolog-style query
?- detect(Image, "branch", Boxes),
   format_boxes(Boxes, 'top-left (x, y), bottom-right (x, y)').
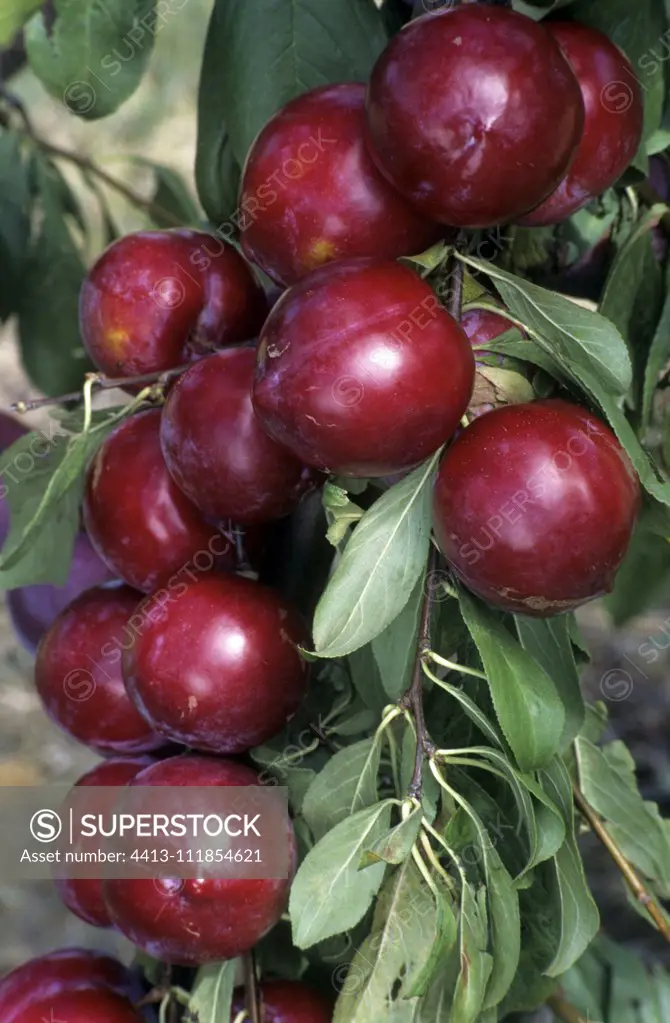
top-left (9, 366), bottom-right (189, 414)
top-left (547, 993), bottom-right (590, 1023)
top-left (404, 543), bottom-right (439, 797)
top-left (0, 86), bottom-right (183, 227)
top-left (573, 783), bottom-right (670, 943)
top-left (37, 138), bottom-right (184, 227)
top-left (402, 254), bottom-right (464, 799)
top-left (243, 951), bottom-right (262, 1023)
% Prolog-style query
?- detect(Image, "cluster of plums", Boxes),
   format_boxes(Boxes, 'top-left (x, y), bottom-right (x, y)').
top-left (0, 2), bottom-right (645, 1014)
top-left (0, 947), bottom-right (331, 1021)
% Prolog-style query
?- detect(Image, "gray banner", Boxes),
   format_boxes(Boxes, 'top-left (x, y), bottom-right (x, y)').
top-left (0, 785), bottom-right (291, 880)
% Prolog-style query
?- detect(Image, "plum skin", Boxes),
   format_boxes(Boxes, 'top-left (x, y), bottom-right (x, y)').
top-left (160, 347), bottom-right (318, 525)
top-left (433, 400), bottom-right (640, 616)
top-left (252, 258), bottom-right (475, 477)
top-left (365, 5), bottom-right (584, 227)
top-left (34, 585), bottom-right (165, 755)
top-left (102, 756), bottom-right (296, 966)
top-left (84, 408), bottom-right (235, 594)
top-left (519, 22), bottom-right (644, 226)
top-left (79, 228), bottom-right (267, 379)
top-left (122, 572), bottom-right (309, 754)
top-left (239, 82), bottom-right (441, 286)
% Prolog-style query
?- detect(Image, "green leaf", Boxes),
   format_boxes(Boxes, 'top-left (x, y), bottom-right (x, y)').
top-left (643, 259), bottom-right (670, 428)
top-left (450, 883), bottom-right (493, 1023)
top-left (290, 801), bottom-right (393, 948)
top-left (347, 642), bottom-right (388, 715)
top-left (360, 806), bottom-right (422, 867)
top-left (515, 616), bottom-right (585, 749)
top-left (0, 0), bottom-right (41, 44)
top-left (323, 483), bottom-right (365, 546)
top-left (17, 155), bottom-right (93, 395)
top-left (575, 737), bottom-right (670, 895)
top-left (313, 453), bottom-right (438, 658)
top-left (26, 0), bottom-right (157, 120)
top-left (187, 959), bottom-right (237, 1023)
top-left (460, 254), bottom-right (632, 395)
top-left (0, 131), bottom-right (31, 320)
top-left (209, 0), bottom-right (390, 167)
top-left (442, 789), bottom-right (521, 1009)
top-left (600, 208), bottom-right (665, 347)
top-left (603, 518), bottom-right (670, 626)
top-left (333, 858), bottom-right (449, 1022)
top-left (195, 0), bottom-right (241, 226)
top-left (0, 405), bottom-right (132, 588)
top-left (371, 572), bottom-right (424, 701)
top-left (128, 158), bottom-right (201, 228)
top-left (302, 737), bottom-right (382, 840)
top-left (541, 759), bottom-right (599, 975)
top-left (458, 591), bottom-right (565, 771)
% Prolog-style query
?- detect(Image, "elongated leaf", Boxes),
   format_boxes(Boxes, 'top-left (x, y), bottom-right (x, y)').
top-left (447, 792), bottom-right (521, 1009)
top-left (333, 858), bottom-right (447, 1022)
top-left (302, 737), bottom-right (382, 840)
top-left (17, 155), bottom-right (93, 395)
top-left (515, 616), bottom-right (585, 749)
top-left (188, 959), bottom-right (237, 1023)
top-left (210, 0), bottom-right (390, 167)
top-left (372, 572), bottom-right (425, 700)
top-left (458, 592), bottom-right (565, 771)
top-left (195, 1), bottom-right (241, 225)
top-left (290, 801), bottom-right (393, 948)
top-left (450, 883), bottom-right (493, 1023)
top-left (600, 212), bottom-right (665, 379)
top-left (603, 521), bottom-right (670, 626)
top-left (643, 260), bottom-right (670, 427)
top-left (0, 131), bottom-right (31, 321)
top-left (129, 157), bottom-right (201, 228)
top-left (576, 737), bottom-right (670, 894)
top-left (313, 453), bottom-right (438, 658)
top-left (360, 807), bottom-right (422, 868)
top-left (541, 759), bottom-right (599, 975)
top-left (461, 254), bottom-right (632, 395)
top-left (0, 406), bottom-right (129, 589)
top-left (26, 0), bottom-right (157, 120)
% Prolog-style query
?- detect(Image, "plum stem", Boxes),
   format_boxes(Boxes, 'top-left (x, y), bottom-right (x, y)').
top-left (572, 782), bottom-right (670, 943)
top-left (9, 365), bottom-right (189, 414)
top-left (243, 950), bottom-right (262, 1023)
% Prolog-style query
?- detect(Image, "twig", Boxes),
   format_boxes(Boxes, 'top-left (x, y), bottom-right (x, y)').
top-left (401, 255), bottom-right (464, 799)
top-left (0, 86), bottom-right (183, 227)
top-left (9, 365), bottom-right (189, 414)
top-left (36, 138), bottom-right (184, 227)
top-left (547, 993), bottom-right (591, 1023)
top-left (573, 783), bottom-right (670, 943)
top-left (243, 951), bottom-right (262, 1023)
top-left (403, 546), bottom-right (439, 798)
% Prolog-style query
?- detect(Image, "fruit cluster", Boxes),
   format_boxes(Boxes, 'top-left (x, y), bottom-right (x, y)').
top-left (0, 3), bottom-right (645, 1018)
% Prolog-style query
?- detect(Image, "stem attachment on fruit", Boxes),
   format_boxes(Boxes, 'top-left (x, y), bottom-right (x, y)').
top-left (572, 782), bottom-right (670, 943)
